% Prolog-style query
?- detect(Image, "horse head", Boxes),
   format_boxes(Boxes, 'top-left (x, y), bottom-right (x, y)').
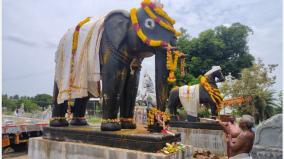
top-left (204, 66), bottom-right (225, 84)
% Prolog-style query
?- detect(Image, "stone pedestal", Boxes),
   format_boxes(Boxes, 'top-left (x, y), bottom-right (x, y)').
top-left (28, 137), bottom-right (193, 159)
top-left (43, 126), bottom-right (180, 153)
top-left (169, 121), bottom-right (227, 156)
top-left (251, 114), bottom-right (282, 159)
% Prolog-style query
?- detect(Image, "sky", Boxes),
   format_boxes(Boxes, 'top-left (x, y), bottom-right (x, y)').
top-left (3, 0), bottom-right (282, 96)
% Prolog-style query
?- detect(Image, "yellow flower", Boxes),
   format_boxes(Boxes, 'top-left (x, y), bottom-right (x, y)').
top-left (200, 76), bottom-right (224, 112)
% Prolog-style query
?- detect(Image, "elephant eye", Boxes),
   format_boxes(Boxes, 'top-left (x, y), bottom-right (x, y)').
top-left (144, 18), bottom-right (155, 29)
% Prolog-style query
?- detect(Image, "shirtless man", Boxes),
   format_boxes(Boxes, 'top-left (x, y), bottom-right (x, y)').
top-left (219, 115), bottom-right (255, 159)
top-left (219, 116), bottom-right (241, 138)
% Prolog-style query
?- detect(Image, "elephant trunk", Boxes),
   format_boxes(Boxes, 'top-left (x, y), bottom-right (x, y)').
top-left (155, 49), bottom-right (169, 111)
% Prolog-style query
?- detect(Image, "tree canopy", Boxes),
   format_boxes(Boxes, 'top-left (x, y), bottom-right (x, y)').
top-left (2, 94), bottom-right (52, 113)
top-left (220, 59), bottom-right (280, 123)
top-left (176, 23), bottom-right (254, 86)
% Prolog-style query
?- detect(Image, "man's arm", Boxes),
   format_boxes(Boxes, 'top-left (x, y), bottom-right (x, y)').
top-left (217, 120), bottom-right (229, 134)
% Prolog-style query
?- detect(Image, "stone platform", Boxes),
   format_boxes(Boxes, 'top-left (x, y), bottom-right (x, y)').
top-left (28, 137), bottom-right (192, 159)
top-left (169, 121), bottom-right (226, 156)
top-left (169, 121), bottom-right (222, 130)
top-left (43, 126), bottom-right (181, 153)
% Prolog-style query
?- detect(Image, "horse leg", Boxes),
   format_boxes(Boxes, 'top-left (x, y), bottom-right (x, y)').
top-left (50, 81), bottom-right (69, 127)
top-left (167, 88), bottom-right (180, 121)
top-left (199, 84), bottom-right (218, 119)
top-left (210, 101), bottom-right (218, 119)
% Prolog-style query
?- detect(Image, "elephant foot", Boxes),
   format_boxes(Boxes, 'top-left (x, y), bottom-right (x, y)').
top-left (101, 119), bottom-right (121, 131)
top-left (187, 115), bottom-right (199, 122)
top-left (170, 115), bottom-right (179, 121)
top-left (120, 118), bottom-right (136, 129)
top-left (70, 117), bottom-right (88, 126)
top-left (148, 123), bottom-right (163, 133)
top-left (50, 117), bottom-right (69, 127)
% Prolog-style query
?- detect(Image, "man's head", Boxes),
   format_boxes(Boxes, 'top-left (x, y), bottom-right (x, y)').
top-left (239, 115), bottom-right (255, 130)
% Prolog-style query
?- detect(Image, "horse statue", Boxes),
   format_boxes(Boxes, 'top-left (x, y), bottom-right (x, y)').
top-left (167, 66), bottom-right (225, 122)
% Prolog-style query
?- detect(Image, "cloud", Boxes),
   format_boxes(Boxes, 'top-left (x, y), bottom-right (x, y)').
top-left (2, 0), bottom-right (282, 96)
top-left (4, 35), bottom-right (38, 47)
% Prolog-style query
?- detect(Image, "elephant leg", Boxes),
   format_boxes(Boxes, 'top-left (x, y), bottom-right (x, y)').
top-left (50, 81), bottom-right (69, 127)
top-left (70, 97), bottom-right (89, 126)
top-left (101, 59), bottom-right (128, 131)
top-left (119, 67), bottom-right (140, 129)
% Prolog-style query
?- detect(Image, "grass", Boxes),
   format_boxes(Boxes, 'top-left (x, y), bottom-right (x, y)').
top-left (87, 116), bottom-right (102, 124)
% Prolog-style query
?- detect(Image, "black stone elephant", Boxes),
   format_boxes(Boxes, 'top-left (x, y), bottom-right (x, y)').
top-left (50, 1), bottom-right (179, 131)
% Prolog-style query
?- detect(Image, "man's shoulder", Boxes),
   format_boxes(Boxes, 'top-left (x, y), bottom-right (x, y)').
top-left (242, 130), bottom-right (254, 140)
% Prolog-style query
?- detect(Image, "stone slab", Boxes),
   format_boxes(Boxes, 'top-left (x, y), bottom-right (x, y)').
top-left (43, 126), bottom-right (181, 152)
top-left (28, 137), bottom-right (193, 159)
top-left (169, 121), bottom-right (223, 130)
top-left (251, 114), bottom-right (282, 159)
top-left (170, 127), bottom-right (227, 156)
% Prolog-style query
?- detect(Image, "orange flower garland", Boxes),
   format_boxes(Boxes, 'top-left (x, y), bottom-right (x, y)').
top-left (166, 46), bottom-right (185, 84)
top-left (141, 0), bottom-right (176, 25)
top-left (147, 107), bottom-right (170, 126)
top-left (67, 17), bottom-right (91, 118)
top-left (200, 76), bottom-right (223, 113)
top-left (141, 6), bottom-right (181, 37)
top-left (130, 8), bottom-right (169, 47)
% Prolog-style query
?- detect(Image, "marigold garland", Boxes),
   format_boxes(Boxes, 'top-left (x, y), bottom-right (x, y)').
top-left (200, 76), bottom-right (223, 113)
top-left (166, 47), bottom-right (185, 83)
top-left (67, 17), bottom-right (91, 119)
top-left (147, 107), bottom-right (170, 126)
top-left (130, 8), bottom-right (169, 47)
top-left (101, 118), bottom-right (120, 123)
top-left (141, 0), bottom-right (176, 25)
top-left (180, 57), bottom-right (186, 77)
top-left (141, 5), bottom-right (181, 37)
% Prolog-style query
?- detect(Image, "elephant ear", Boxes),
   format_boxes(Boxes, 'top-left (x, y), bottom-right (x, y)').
top-left (104, 10), bottom-right (130, 50)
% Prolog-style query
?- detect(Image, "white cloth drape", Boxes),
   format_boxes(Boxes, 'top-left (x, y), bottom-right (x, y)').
top-left (54, 17), bottom-right (104, 104)
top-left (178, 85), bottom-right (200, 117)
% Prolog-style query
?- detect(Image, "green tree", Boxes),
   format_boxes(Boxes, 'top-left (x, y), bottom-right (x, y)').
top-left (2, 95), bottom-right (17, 111)
top-left (16, 99), bottom-right (38, 112)
top-left (33, 94), bottom-right (52, 109)
top-left (176, 23), bottom-right (254, 83)
top-left (274, 91), bottom-right (283, 114)
top-left (220, 59), bottom-right (278, 123)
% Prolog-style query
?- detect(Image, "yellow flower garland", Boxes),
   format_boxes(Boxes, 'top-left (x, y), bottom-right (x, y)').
top-left (67, 17), bottom-right (91, 118)
top-left (101, 118), bottom-right (120, 123)
top-left (141, 0), bottom-right (176, 25)
top-left (147, 107), bottom-right (170, 126)
top-left (130, 8), bottom-right (168, 47)
top-left (142, 6), bottom-right (181, 36)
top-left (180, 57), bottom-right (186, 77)
top-left (166, 47), bottom-right (185, 83)
top-left (200, 76), bottom-right (223, 113)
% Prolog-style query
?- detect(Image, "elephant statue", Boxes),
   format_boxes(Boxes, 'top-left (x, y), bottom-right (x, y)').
top-left (50, 0), bottom-right (180, 131)
top-left (167, 66), bottom-right (226, 122)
